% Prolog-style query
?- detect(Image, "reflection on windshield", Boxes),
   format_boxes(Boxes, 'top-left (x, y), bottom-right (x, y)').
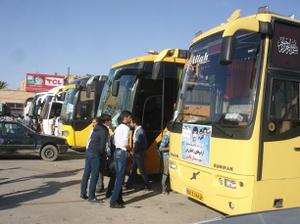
top-left (75, 90), bottom-right (95, 120)
top-left (29, 95), bottom-right (45, 117)
top-left (178, 31), bottom-right (261, 127)
top-left (60, 89), bottom-right (78, 122)
top-left (97, 64), bottom-right (142, 127)
top-left (102, 75), bottom-right (136, 127)
top-left (40, 96), bottom-right (53, 119)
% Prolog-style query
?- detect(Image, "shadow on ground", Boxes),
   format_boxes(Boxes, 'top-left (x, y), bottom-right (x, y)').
top-left (0, 168), bottom-right (83, 186)
top-left (0, 149), bottom-right (85, 161)
top-left (0, 180), bottom-right (81, 210)
top-left (0, 166), bottom-right (83, 210)
top-left (96, 174), bottom-right (164, 205)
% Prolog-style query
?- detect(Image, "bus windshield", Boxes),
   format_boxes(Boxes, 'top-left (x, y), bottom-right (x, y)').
top-left (28, 94), bottom-right (45, 117)
top-left (40, 95), bottom-right (53, 119)
top-left (60, 88), bottom-right (78, 122)
top-left (177, 31), bottom-right (261, 127)
top-left (97, 63), bottom-right (148, 127)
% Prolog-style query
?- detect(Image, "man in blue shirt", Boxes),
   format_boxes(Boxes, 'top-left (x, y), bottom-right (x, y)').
top-left (126, 117), bottom-right (150, 190)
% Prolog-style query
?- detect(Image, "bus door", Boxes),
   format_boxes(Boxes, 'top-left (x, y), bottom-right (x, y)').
top-left (260, 73), bottom-right (300, 208)
top-left (142, 95), bottom-right (163, 141)
top-left (132, 78), bottom-right (163, 173)
top-left (259, 20), bottom-right (300, 207)
top-left (134, 79), bottom-right (163, 143)
top-left (141, 94), bottom-right (163, 173)
top-left (42, 101), bottom-right (62, 135)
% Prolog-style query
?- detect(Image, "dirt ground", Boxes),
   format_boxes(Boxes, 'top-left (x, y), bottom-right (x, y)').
top-left (0, 150), bottom-right (221, 224)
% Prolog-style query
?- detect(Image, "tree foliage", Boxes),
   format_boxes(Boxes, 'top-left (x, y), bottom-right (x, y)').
top-left (0, 81), bottom-right (8, 89)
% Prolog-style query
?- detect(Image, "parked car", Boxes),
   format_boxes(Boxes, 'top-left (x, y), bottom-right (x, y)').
top-left (0, 120), bottom-right (69, 161)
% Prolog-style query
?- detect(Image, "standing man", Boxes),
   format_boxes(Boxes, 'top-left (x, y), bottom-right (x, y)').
top-left (158, 130), bottom-right (170, 194)
top-left (110, 111), bottom-right (132, 208)
top-left (96, 114), bottom-right (112, 193)
top-left (16, 115), bottom-right (23, 123)
top-left (126, 117), bottom-right (150, 190)
top-left (80, 116), bottom-right (108, 202)
top-left (24, 113), bottom-right (33, 128)
top-left (53, 115), bottom-right (61, 136)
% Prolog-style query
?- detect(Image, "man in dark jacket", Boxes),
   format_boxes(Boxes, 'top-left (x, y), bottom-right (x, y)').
top-left (126, 117), bottom-right (150, 190)
top-left (80, 116), bottom-right (108, 202)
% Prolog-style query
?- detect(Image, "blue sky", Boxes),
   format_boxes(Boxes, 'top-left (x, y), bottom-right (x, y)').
top-left (0, 0), bottom-right (299, 89)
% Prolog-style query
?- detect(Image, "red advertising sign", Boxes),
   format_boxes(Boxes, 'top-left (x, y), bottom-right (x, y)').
top-left (25, 73), bottom-right (65, 92)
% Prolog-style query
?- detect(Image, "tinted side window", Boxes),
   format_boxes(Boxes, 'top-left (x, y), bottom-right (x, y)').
top-left (268, 79), bottom-right (300, 136)
top-left (4, 123), bottom-right (25, 135)
top-left (270, 21), bottom-right (300, 71)
top-left (75, 91), bottom-right (95, 120)
top-left (0, 123), bottom-right (4, 136)
top-left (142, 95), bottom-right (162, 131)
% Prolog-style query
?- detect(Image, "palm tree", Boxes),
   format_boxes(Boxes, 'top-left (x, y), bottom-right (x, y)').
top-left (0, 81), bottom-right (8, 89)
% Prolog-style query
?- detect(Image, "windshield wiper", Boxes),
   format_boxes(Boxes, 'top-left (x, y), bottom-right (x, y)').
top-left (173, 111), bottom-right (184, 123)
top-left (183, 113), bottom-right (209, 120)
top-left (211, 122), bottom-right (234, 138)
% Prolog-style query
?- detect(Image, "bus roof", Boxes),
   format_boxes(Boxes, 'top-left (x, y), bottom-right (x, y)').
top-left (192, 9), bottom-right (300, 46)
top-left (47, 86), bottom-right (65, 95)
top-left (111, 48), bottom-right (188, 69)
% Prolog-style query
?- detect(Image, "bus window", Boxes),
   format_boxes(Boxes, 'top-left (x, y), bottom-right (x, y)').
top-left (225, 60), bottom-right (256, 99)
top-left (142, 95), bottom-right (162, 131)
top-left (75, 91), bottom-right (95, 120)
top-left (223, 60), bottom-right (256, 124)
top-left (40, 96), bottom-right (53, 119)
top-left (269, 79), bottom-right (300, 135)
top-left (50, 102), bottom-right (62, 117)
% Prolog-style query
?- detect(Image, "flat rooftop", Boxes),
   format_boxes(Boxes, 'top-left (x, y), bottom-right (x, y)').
top-left (0, 89), bottom-right (35, 104)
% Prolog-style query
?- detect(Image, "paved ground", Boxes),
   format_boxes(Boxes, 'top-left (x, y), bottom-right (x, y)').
top-left (0, 150), bottom-right (221, 224)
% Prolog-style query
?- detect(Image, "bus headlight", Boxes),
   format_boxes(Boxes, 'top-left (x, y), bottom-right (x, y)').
top-left (170, 162), bottom-right (177, 169)
top-left (62, 131), bottom-right (69, 137)
top-left (224, 179), bottom-right (237, 189)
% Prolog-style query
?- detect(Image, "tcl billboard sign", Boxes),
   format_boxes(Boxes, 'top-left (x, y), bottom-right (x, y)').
top-left (26, 73), bottom-right (65, 92)
top-left (45, 77), bottom-right (64, 86)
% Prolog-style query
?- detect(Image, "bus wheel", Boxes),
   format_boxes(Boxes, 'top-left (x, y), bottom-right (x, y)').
top-left (41, 145), bottom-right (59, 161)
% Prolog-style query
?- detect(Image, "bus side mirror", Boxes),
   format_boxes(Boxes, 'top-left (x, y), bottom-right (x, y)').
top-left (112, 79), bottom-right (120, 97)
top-left (86, 85), bottom-right (91, 98)
top-left (86, 76), bottom-right (97, 98)
top-left (220, 36), bottom-right (235, 65)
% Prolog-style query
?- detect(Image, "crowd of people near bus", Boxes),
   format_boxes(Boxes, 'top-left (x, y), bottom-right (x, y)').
top-left (1, 108), bottom-right (171, 208)
top-left (0, 111), bottom-right (39, 131)
top-left (0, 110), bottom-right (61, 136)
top-left (80, 111), bottom-right (170, 208)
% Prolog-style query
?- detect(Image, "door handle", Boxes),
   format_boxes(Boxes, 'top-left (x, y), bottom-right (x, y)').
top-left (294, 147), bottom-right (300, 151)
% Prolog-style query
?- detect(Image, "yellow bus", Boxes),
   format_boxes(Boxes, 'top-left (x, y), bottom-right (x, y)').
top-left (169, 8), bottom-right (300, 215)
top-left (60, 75), bottom-right (107, 149)
top-left (97, 49), bottom-right (188, 173)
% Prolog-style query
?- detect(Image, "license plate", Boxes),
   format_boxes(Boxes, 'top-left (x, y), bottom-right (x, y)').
top-left (186, 188), bottom-right (203, 201)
